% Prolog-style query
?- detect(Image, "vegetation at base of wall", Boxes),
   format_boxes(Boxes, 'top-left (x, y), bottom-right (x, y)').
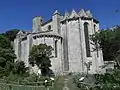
top-left (0, 29), bottom-right (55, 86)
top-left (1, 26), bottom-right (120, 90)
top-left (94, 70), bottom-right (120, 90)
top-left (29, 43), bottom-right (54, 76)
top-left (0, 74), bottom-right (53, 86)
top-left (0, 84), bottom-right (45, 90)
top-left (88, 25), bottom-right (120, 89)
top-left (73, 70), bottom-right (120, 90)
top-left (0, 76), bottom-right (80, 90)
top-left (0, 29), bottom-right (28, 78)
top-left (0, 34), bottom-right (16, 78)
top-left (91, 26), bottom-right (120, 68)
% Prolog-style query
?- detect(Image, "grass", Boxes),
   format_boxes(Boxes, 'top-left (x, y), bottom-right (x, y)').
top-left (50, 75), bottom-right (80, 90)
top-left (0, 83), bottom-right (45, 90)
top-left (0, 75), bottom-right (80, 90)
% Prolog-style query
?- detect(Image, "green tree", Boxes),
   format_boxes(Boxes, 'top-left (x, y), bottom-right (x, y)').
top-left (94, 70), bottom-right (120, 90)
top-left (29, 44), bottom-right (54, 76)
top-left (0, 34), bottom-right (12, 48)
top-left (12, 61), bottom-right (28, 76)
top-left (0, 30), bottom-right (29, 78)
top-left (91, 26), bottom-right (120, 68)
top-left (5, 29), bottom-right (20, 41)
top-left (0, 34), bottom-right (16, 77)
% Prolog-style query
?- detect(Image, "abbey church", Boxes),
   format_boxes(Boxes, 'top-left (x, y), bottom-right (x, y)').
top-left (14, 9), bottom-right (105, 75)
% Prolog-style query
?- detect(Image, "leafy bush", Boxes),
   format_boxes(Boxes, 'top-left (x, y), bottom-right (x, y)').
top-left (29, 44), bottom-right (54, 76)
top-left (94, 70), bottom-right (120, 90)
top-left (73, 73), bottom-right (87, 88)
top-left (12, 61), bottom-right (29, 76)
top-left (23, 73), bottom-right (39, 82)
top-left (73, 70), bottom-right (120, 90)
top-left (0, 34), bottom-right (16, 78)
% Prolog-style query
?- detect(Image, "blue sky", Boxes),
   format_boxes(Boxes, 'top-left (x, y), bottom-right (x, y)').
top-left (0, 0), bottom-right (120, 33)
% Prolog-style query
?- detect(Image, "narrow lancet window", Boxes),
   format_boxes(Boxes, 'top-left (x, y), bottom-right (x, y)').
top-left (55, 40), bottom-right (57, 57)
top-left (94, 24), bottom-right (99, 57)
top-left (18, 40), bottom-right (21, 59)
top-left (94, 24), bottom-right (96, 33)
top-left (84, 22), bottom-right (91, 57)
top-left (48, 25), bottom-right (51, 30)
top-left (96, 44), bottom-right (99, 57)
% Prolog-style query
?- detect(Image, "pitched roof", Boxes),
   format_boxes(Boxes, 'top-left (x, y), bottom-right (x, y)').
top-left (69, 9), bottom-right (79, 18)
top-left (78, 9), bottom-right (87, 17)
top-left (63, 11), bottom-right (70, 20)
top-left (86, 10), bottom-right (93, 18)
top-left (53, 10), bottom-right (60, 15)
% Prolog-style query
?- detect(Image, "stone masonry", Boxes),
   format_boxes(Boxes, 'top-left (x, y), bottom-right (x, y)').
top-left (14, 9), bottom-right (105, 75)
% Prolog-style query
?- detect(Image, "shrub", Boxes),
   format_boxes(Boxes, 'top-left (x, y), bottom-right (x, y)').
top-left (73, 70), bottom-right (120, 90)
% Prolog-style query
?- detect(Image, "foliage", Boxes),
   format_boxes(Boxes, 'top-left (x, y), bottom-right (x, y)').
top-left (5, 29), bottom-right (20, 41)
top-left (0, 32), bottom-right (28, 78)
top-left (0, 74), bottom-right (54, 86)
top-left (23, 73), bottom-right (39, 82)
top-left (73, 73), bottom-right (84, 88)
top-left (73, 70), bottom-right (120, 90)
top-left (0, 84), bottom-right (45, 90)
top-left (91, 26), bottom-right (120, 68)
top-left (94, 70), bottom-right (120, 90)
top-left (73, 73), bottom-right (96, 89)
top-left (2, 73), bottom-right (24, 83)
top-left (0, 34), bottom-right (16, 77)
top-left (0, 34), bottom-right (12, 49)
top-left (29, 43), bottom-right (54, 76)
top-left (12, 61), bottom-right (29, 76)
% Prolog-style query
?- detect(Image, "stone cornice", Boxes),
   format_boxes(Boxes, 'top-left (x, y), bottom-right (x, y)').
top-left (32, 30), bottom-right (62, 39)
top-left (33, 34), bottom-right (62, 39)
top-left (61, 17), bottom-right (99, 24)
top-left (61, 17), bottom-right (79, 24)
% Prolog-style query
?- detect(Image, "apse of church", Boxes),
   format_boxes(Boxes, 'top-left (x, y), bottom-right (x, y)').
top-left (14, 9), bottom-right (105, 75)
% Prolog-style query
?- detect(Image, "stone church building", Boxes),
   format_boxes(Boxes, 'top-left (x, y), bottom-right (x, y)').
top-left (14, 9), bottom-right (105, 75)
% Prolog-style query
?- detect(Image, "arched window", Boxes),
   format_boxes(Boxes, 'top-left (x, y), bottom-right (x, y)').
top-left (55, 40), bottom-right (57, 57)
top-left (18, 40), bottom-right (21, 59)
top-left (94, 24), bottom-right (96, 33)
top-left (94, 24), bottom-right (99, 57)
top-left (84, 22), bottom-right (91, 57)
top-left (48, 25), bottom-right (51, 30)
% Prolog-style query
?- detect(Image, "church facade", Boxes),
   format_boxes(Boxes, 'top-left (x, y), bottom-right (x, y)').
top-left (14, 9), bottom-right (105, 75)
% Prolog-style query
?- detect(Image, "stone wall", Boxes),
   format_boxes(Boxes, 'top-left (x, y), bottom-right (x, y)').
top-left (14, 9), bottom-right (105, 75)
